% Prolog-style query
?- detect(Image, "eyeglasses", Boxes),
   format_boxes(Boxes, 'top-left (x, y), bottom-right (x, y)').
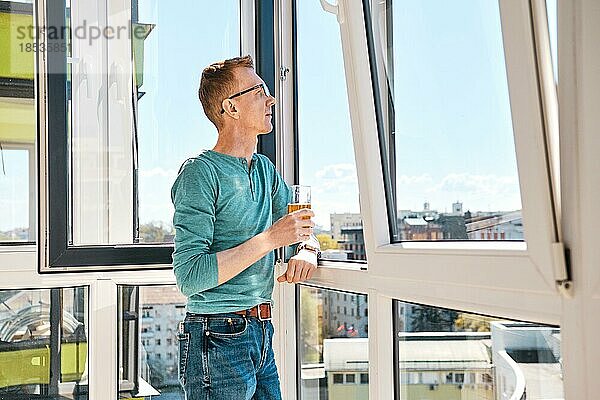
top-left (220, 83), bottom-right (271, 114)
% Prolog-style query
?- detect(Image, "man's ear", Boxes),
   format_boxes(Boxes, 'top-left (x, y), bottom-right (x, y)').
top-left (222, 99), bottom-right (240, 119)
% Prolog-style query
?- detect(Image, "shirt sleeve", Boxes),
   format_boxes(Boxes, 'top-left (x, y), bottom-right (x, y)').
top-left (171, 160), bottom-right (220, 296)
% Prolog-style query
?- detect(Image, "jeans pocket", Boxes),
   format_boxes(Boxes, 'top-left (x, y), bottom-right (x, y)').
top-left (177, 331), bottom-right (191, 386)
top-left (206, 316), bottom-right (248, 338)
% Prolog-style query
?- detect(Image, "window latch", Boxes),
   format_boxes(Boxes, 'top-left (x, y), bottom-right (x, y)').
top-left (279, 66), bottom-right (289, 81)
top-left (552, 242), bottom-right (573, 298)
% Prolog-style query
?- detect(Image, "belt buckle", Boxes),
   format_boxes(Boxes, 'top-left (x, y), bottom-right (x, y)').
top-left (257, 302), bottom-right (272, 321)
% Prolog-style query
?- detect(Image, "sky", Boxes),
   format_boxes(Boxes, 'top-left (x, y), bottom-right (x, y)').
top-left (0, 0), bottom-right (558, 233)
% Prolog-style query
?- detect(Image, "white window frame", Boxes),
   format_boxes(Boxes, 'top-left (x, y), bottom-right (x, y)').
top-left (1, 1), bottom-right (255, 399)
top-left (292, 1), bottom-right (565, 315)
top-left (274, 0), bottom-right (572, 399)
top-left (3, 0), bottom-right (599, 398)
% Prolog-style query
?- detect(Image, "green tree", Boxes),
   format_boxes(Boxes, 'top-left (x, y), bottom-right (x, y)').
top-left (300, 288), bottom-right (321, 363)
top-left (410, 306), bottom-right (458, 332)
top-left (454, 313), bottom-right (492, 332)
top-left (316, 233), bottom-right (338, 251)
top-left (138, 222), bottom-right (174, 243)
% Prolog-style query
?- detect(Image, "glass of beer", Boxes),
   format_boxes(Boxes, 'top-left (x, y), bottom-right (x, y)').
top-left (288, 185), bottom-right (311, 218)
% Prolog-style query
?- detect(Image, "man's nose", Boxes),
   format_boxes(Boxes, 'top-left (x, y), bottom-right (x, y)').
top-left (267, 95), bottom-right (276, 107)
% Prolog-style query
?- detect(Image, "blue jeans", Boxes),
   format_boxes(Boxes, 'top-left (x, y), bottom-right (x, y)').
top-left (178, 312), bottom-right (282, 400)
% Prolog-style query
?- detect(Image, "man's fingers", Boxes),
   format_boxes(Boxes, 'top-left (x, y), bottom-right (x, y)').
top-left (292, 263), bottom-right (303, 283)
top-left (293, 208), bottom-right (315, 218)
top-left (278, 263), bottom-right (317, 283)
top-left (286, 262), bottom-right (296, 283)
top-left (300, 265), bottom-right (310, 281)
top-left (306, 265), bottom-right (316, 280)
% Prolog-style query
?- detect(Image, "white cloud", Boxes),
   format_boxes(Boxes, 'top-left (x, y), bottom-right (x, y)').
top-left (315, 163), bottom-right (357, 181)
top-left (395, 172), bottom-right (522, 211)
top-left (430, 173), bottom-right (519, 197)
top-left (397, 174), bottom-right (433, 185)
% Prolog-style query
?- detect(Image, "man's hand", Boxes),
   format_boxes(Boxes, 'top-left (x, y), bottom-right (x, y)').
top-left (277, 250), bottom-right (317, 283)
top-left (265, 209), bottom-right (315, 248)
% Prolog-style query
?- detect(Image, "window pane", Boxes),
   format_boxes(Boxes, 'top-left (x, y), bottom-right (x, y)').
top-left (372, 1), bottom-right (524, 242)
top-left (0, 2), bottom-right (36, 243)
top-left (296, 1), bottom-right (366, 261)
top-left (393, 300), bottom-right (564, 399)
top-left (69, 1), bottom-right (240, 245)
top-left (134, 0), bottom-right (240, 244)
top-left (299, 286), bottom-right (368, 399)
top-left (118, 285), bottom-right (187, 399)
top-left (0, 287), bottom-right (88, 397)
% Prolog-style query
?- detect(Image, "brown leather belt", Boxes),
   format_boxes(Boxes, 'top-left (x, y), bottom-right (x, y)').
top-left (233, 302), bottom-right (272, 321)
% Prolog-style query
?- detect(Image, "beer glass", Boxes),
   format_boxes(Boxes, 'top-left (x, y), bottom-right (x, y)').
top-left (288, 185), bottom-right (311, 216)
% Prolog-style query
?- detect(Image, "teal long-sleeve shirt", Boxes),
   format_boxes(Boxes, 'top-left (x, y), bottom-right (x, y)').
top-left (171, 150), bottom-right (291, 314)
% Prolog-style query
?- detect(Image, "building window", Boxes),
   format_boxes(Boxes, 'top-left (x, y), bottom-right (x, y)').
top-left (333, 374), bottom-right (344, 384)
top-left (455, 373), bottom-right (465, 384)
top-left (360, 373), bottom-right (369, 384)
top-left (345, 374), bottom-right (355, 384)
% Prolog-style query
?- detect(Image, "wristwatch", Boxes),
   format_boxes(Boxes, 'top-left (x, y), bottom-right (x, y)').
top-left (296, 243), bottom-right (321, 259)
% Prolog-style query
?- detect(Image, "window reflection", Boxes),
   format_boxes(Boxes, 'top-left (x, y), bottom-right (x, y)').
top-left (0, 1), bottom-right (37, 244)
top-left (0, 287), bottom-right (88, 398)
top-left (119, 285), bottom-right (186, 399)
top-left (394, 301), bottom-right (564, 399)
top-left (299, 286), bottom-right (369, 399)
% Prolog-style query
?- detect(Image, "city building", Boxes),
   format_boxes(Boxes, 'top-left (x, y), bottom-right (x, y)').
top-left (330, 213), bottom-right (362, 242)
top-left (399, 217), bottom-right (444, 240)
top-left (139, 286), bottom-right (187, 387)
top-left (322, 291), bottom-right (368, 340)
top-left (466, 211), bottom-right (524, 240)
top-left (339, 225), bottom-right (366, 261)
top-left (313, 325), bottom-right (563, 400)
top-left (397, 332), bottom-right (494, 400)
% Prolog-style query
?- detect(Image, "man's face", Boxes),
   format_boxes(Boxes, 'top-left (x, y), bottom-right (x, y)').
top-left (224, 67), bottom-right (276, 134)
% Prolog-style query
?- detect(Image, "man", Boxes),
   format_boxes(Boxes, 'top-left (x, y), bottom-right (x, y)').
top-left (171, 55), bottom-right (320, 400)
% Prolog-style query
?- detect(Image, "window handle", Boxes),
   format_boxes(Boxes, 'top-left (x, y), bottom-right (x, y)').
top-left (320, 0), bottom-right (344, 24)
